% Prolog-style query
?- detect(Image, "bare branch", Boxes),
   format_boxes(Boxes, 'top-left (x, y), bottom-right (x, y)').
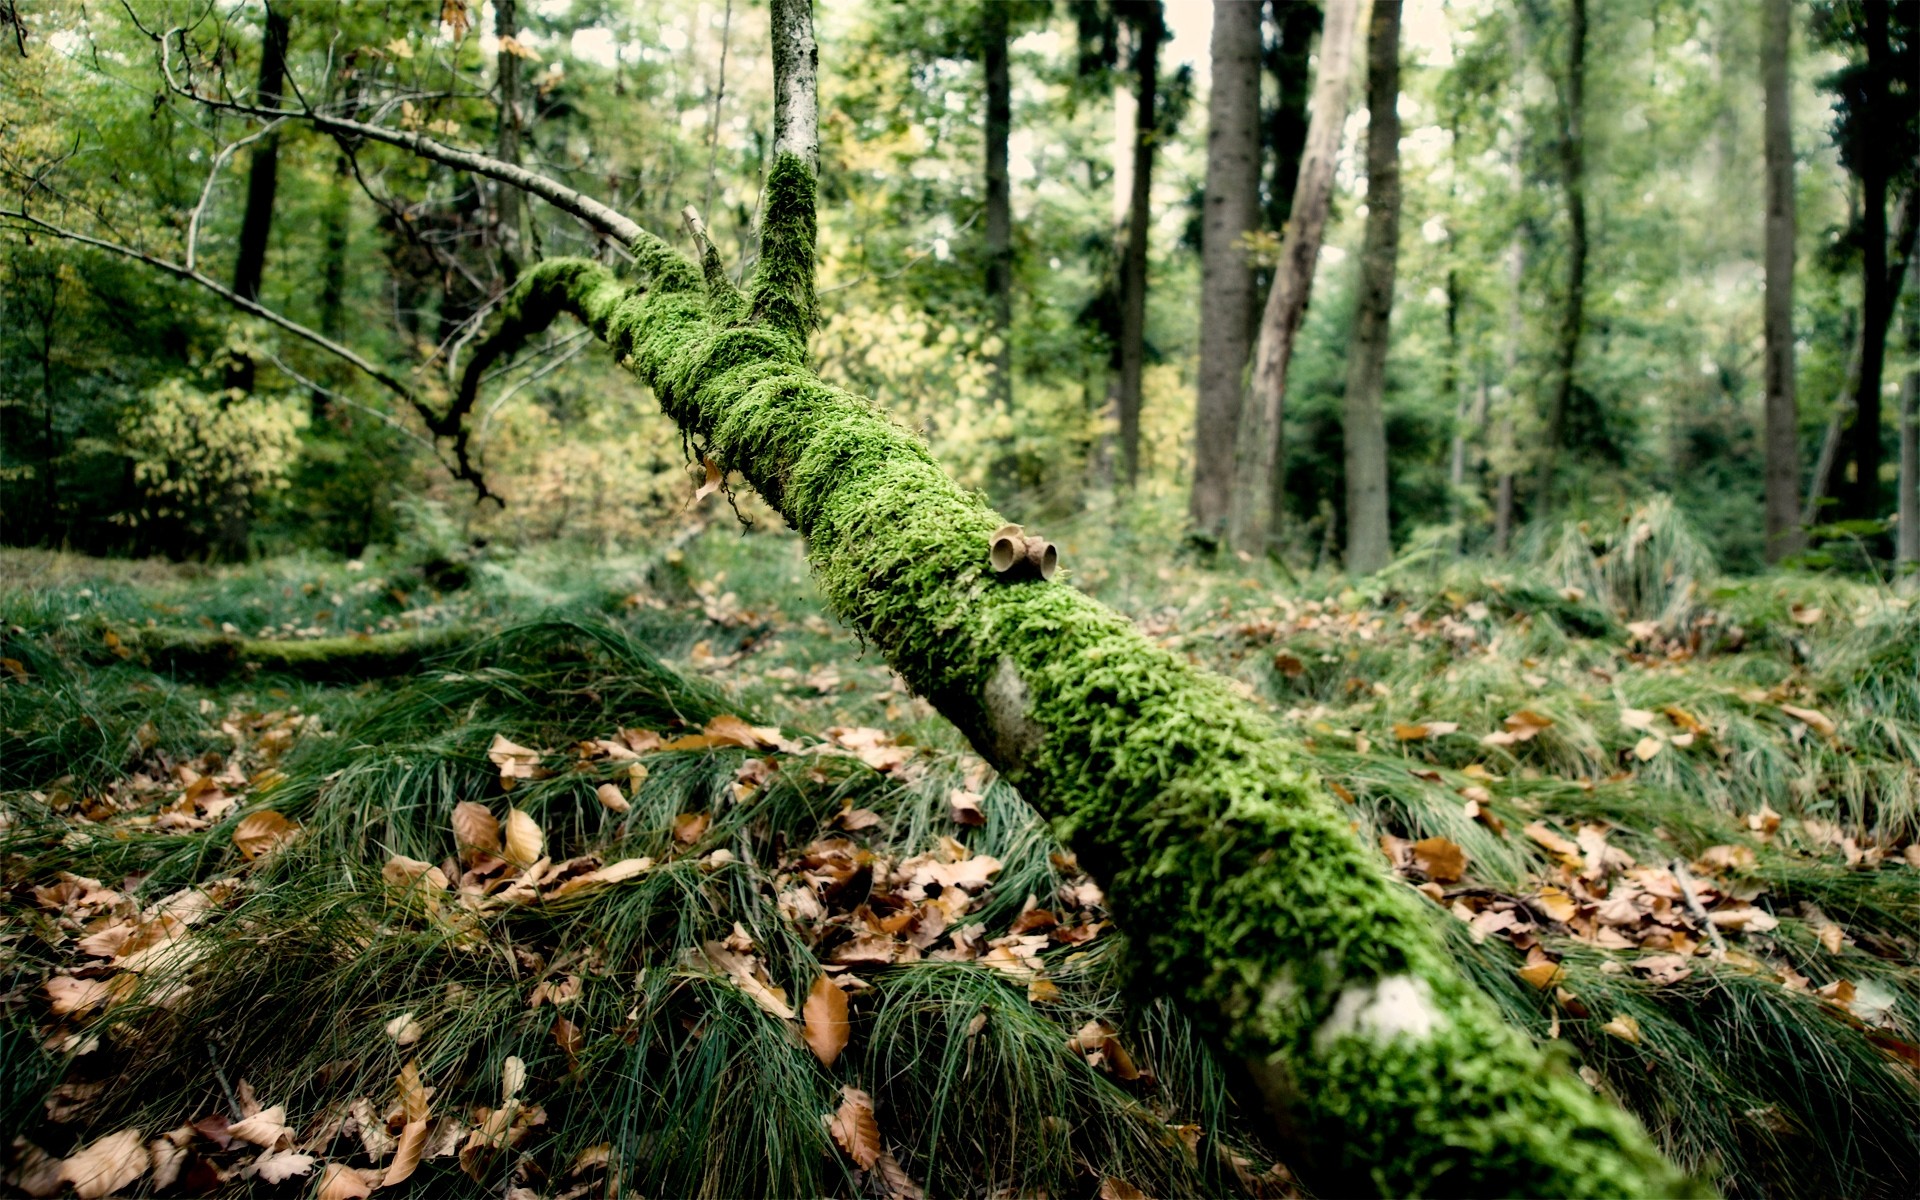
top-left (185, 118), bottom-right (282, 273)
top-left (769, 0), bottom-right (818, 174)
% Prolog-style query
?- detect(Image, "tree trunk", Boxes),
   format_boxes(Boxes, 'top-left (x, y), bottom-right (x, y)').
top-left (231, 5), bottom-right (288, 305)
top-left (1802, 190), bottom-right (1916, 526)
top-left (1900, 289), bottom-right (1919, 589)
top-left (1843, 2), bottom-right (1893, 522)
top-left (1762, 0), bottom-right (1800, 561)
top-left (1228, 0), bottom-right (1365, 554)
top-left (984, 1), bottom-right (1014, 418)
top-left (1189, 0), bottom-right (1262, 540)
top-left (1265, 0), bottom-right (1323, 233)
top-left (1341, 0), bottom-right (1401, 576)
top-left (495, 0), bottom-right (528, 281)
top-left (1115, 5), bottom-right (1160, 489)
top-left (1536, 0), bottom-right (1586, 511)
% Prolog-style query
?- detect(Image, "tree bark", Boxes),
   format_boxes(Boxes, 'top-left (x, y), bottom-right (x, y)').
top-left (1341, 0), bottom-right (1401, 576)
top-left (495, 0), bottom-right (528, 281)
top-left (1843, 1), bottom-right (1893, 522)
top-left (1265, 0), bottom-right (1323, 234)
top-left (1189, 0), bottom-right (1262, 540)
top-left (1228, 0), bottom-right (1365, 554)
top-left (1762, 0), bottom-right (1800, 561)
top-left (231, 5), bottom-right (289, 305)
top-left (984, 2), bottom-right (1014, 417)
top-left (1536, 0), bottom-right (1586, 511)
top-left (1900, 288), bottom-right (1919, 589)
top-left (1115, 4), bottom-right (1160, 489)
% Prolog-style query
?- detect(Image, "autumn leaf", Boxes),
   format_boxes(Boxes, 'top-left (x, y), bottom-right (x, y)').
top-left (1601, 1014), bottom-right (1642, 1043)
top-left (1778, 703), bottom-right (1836, 738)
top-left (948, 788), bottom-right (986, 826)
top-left (693, 454), bottom-right (724, 501)
top-left (826, 1086), bottom-right (881, 1169)
top-left (385, 1011), bottom-right (424, 1046)
top-left (382, 1120), bottom-right (428, 1187)
top-left (488, 735), bottom-right (549, 789)
top-left (803, 973), bottom-right (851, 1066)
top-left (1533, 885), bottom-right (1577, 924)
top-left (1518, 960), bottom-right (1564, 990)
top-left (502, 808), bottom-right (544, 867)
top-left (594, 782), bottom-right (631, 814)
top-left (232, 809), bottom-right (299, 860)
top-left (318, 1163), bottom-right (374, 1200)
top-left (1099, 1178), bottom-right (1151, 1200)
top-left (59, 1128), bottom-right (148, 1199)
top-left (229, 1103), bottom-right (291, 1149)
top-left (673, 811), bottom-right (711, 845)
top-left (255, 1150), bottom-right (316, 1183)
top-left (396, 1060), bottom-right (431, 1123)
top-left (1632, 735), bottom-right (1664, 761)
top-left (1411, 836), bottom-right (1467, 884)
top-left (45, 974), bottom-right (116, 1017)
top-left (552, 1014), bottom-right (585, 1057)
top-left (440, 0), bottom-right (470, 40)
top-left (452, 801), bottom-right (500, 859)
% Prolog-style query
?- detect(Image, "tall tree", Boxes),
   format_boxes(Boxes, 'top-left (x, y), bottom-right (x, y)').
top-left (1188, 0), bottom-right (1262, 539)
top-left (495, 0), bottom-right (529, 280)
top-left (231, 4), bottom-right (288, 305)
top-left (1228, 0), bottom-right (1365, 553)
top-left (1340, 0), bottom-right (1401, 575)
top-left (1114, 1), bottom-right (1163, 488)
top-left (983, 1), bottom-right (1013, 416)
top-left (1265, 0), bottom-right (1323, 232)
top-left (1900, 276), bottom-right (1919, 588)
top-left (1762, 0), bottom-right (1800, 560)
top-left (1535, 0), bottom-right (1586, 509)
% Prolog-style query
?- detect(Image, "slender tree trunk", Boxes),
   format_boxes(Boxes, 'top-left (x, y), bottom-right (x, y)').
top-left (232, 6), bottom-right (288, 305)
top-left (1341, 0), bottom-right (1401, 576)
top-left (1844, 1), bottom-right (1893, 522)
top-left (1115, 5), bottom-right (1160, 489)
top-left (1899, 287), bottom-right (1919, 589)
top-left (1189, 0), bottom-right (1262, 540)
top-left (1804, 191), bottom-right (1917, 525)
top-left (1536, 0), bottom-right (1586, 510)
top-left (1265, 0), bottom-right (1322, 233)
top-left (1228, 0), bottom-right (1365, 554)
top-left (1762, 0), bottom-right (1800, 561)
top-left (984, 2), bottom-right (1014, 417)
top-left (495, 0), bottom-right (528, 281)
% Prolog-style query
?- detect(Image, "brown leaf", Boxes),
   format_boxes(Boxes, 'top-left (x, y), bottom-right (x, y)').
top-left (382, 1120), bottom-right (428, 1188)
top-left (58, 1128), bottom-right (148, 1199)
top-left (396, 1060), bottom-right (431, 1124)
top-left (232, 809), bottom-right (299, 860)
top-left (693, 455), bottom-right (724, 501)
top-left (1601, 1014), bottom-right (1642, 1043)
top-left (552, 1014), bottom-right (584, 1058)
top-left (1779, 703), bottom-right (1836, 738)
top-left (255, 1150), bottom-right (316, 1183)
top-left (947, 789), bottom-right (986, 826)
top-left (44, 975), bottom-right (115, 1017)
top-left (229, 1104), bottom-right (291, 1149)
top-left (1632, 735), bottom-right (1664, 761)
top-left (488, 735), bottom-right (549, 789)
top-left (874, 1149), bottom-right (926, 1200)
top-left (673, 811), bottom-right (711, 845)
top-left (452, 802), bottom-right (500, 859)
top-left (594, 783), bottom-right (631, 814)
top-left (1099, 1178), bottom-right (1151, 1200)
top-left (803, 974), bottom-right (851, 1066)
top-left (1533, 885), bottom-right (1577, 924)
top-left (1411, 837), bottom-right (1467, 884)
top-left (826, 1086), bottom-right (882, 1169)
top-left (440, 0), bottom-right (470, 41)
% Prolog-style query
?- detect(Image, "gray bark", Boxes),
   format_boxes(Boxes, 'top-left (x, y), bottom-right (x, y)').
top-left (495, 0), bottom-right (528, 279)
top-left (1762, 0), bottom-right (1800, 561)
top-left (1189, 0), bottom-right (1262, 538)
top-left (770, 0), bottom-right (819, 174)
top-left (1116, 6), bottom-right (1161, 489)
top-left (1228, 0), bottom-right (1366, 554)
top-left (1536, 0), bottom-right (1586, 511)
top-left (984, 2), bottom-right (1014, 415)
top-left (1341, 0), bottom-right (1401, 576)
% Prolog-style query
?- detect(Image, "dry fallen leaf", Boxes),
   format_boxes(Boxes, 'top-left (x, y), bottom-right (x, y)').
top-left (948, 789), bottom-right (986, 826)
top-left (1632, 735), bottom-right (1664, 761)
top-left (1601, 1014), bottom-right (1642, 1043)
top-left (1099, 1178), bottom-right (1151, 1200)
top-left (382, 1120), bottom-right (428, 1187)
top-left (232, 809), bottom-right (299, 860)
top-left (1518, 960), bottom-right (1564, 990)
top-left (674, 811), bottom-right (711, 845)
top-left (1411, 836), bottom-right (1467, 884)
top-left (318, 1163), bottom-right (374, 1200)
top-left (502, 808), bottom-right (544, 868)
top-left (452, 801), bottom-right (501, 858)
top-left (385, 1011), bottom-right (424, 1046)
top-left (396, 1060), bottom-right (431, 1124)
top-left (1534, 885), bottom-right (1578, 924)
top-left (44, 975), bottom-right (116, 1018)
top-left (59, 1128), bottom-right (148, 1199)
top-left (693, 454), bottom-right (724, 501)
top-left (594, 782), bottom-right (631, 814)
top-left (826, 1086), bottom-right (882, 1169)
top-left (229, 1104), bottom-right (291, 1149)
top-left (255, 1149), bottom-right (317, 1183)
top-left (1778, 703), bottom-right (1836, 738)
top-left (488, 735), bottom-right (548, 789)
top-left (803, 973), bottom-right (851, 1066)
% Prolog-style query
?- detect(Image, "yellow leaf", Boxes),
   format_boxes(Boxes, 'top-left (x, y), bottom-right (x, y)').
top-left (594, 782), bottom-right (631, 814)
top-left (1518, 960), bottom-right (1564, 990)
top-left (502, 809), bottom-right (544, 867)
top-left (1601, 1014), bottom-right (1642, 1043)
top-left (1534, 885), bottom-right (1577, 924)
top-left (59, 1128), bottom-right (148, 1199)
top-left (1818, 923), bottom-right (1845, 954)
top-left (396, 1060), bottom-right (430, 1123)
top-left (826, 1086), bottom-right (881, 1169)
top-left (1411, 836), bottom-right (1467, 884)
top-left (673, 811), bottom-right (711, 845)
top-left (232, 809), bottom-right (299, 859)
top-left (386, 37), bottom-right (414, 60)
top-left (803, 974), bottom-right (850, 1066)
top-left (1778, 703), bottom-right (1836, 738)
top-left (498, 34), bottom-right (541, 61)
top-left (1632, 735), bottom-right (1664, 761)
top-left (318, 1163), bottom-right (374, 1200)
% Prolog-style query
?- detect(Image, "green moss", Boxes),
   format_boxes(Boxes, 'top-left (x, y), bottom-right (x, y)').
top-left (464, 159), bottom-right (1692, 1196)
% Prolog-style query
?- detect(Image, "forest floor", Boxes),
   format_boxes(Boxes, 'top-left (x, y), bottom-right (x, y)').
top-left (3, 500), bottom-right (1918, 1199)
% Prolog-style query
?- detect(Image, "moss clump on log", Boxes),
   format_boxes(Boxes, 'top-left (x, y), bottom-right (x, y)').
top-left (103, 624), bottom-right (473, 682)
top-left (463, 154), bottom-right (1688, 1196)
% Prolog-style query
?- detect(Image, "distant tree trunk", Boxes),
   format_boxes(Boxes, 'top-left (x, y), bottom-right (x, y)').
top-left (1341, 0), bottom-right (1400, 576)
top-left (1804, 190), bottom-right (1917, 525)
top-left (984, 1), bottom-right (1013, 417)
top-left (1536, 0), bottom-right (1586, 510)
top-left (1843, 1), bottom-right (1893, 522)
top-left (495, 0), bottom-right (528, 281)
top-left (1189, 0), bottom-right (1262, 540)
top-left (1265, 0), bottom-right (1322, 233)
top-left (1762, 0), bottom-right (1800, 561)
top-left (1115, 4), bottom-right (1161, 489)
top-left (1228, 0), bottom-right (1364, 554)
top-left (232, 5), bottom-right (288, 305)
top-left (1899, 286), bottom-right (1919, 589)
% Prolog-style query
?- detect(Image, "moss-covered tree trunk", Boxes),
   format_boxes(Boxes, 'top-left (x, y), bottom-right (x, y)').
top-left (457, 23), bottom-right (1684, 1196)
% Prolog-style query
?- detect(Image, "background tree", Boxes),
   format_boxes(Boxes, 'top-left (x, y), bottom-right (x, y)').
top-left (1340, 0), bottom-right (1401, 575)
top-left (1762, 0), bottom-right (1801, 561)
top-left (1535, 0), bottom-right (1586, 511)
top-left (1188, 0), bottom-right (1262, 540)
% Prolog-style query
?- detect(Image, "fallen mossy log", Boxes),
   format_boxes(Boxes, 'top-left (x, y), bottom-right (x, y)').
top-left (457, 157), bottom-right (1689, 1195)
top-left (93, 624), bottom-right (475, 682)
